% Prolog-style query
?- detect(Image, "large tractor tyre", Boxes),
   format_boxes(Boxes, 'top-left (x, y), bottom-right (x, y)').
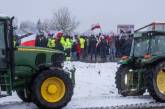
top-left (115, 65), bottom-right (145, 97)
top-left (32, 69), bottom-right (73, 109)
top-left (16, 88), bottom-right (32, 102)
top-left (147, 62), bottom-right (165, 102)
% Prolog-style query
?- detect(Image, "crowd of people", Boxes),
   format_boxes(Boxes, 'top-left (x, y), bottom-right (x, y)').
top-left (32, 33), bottom-right (133, 62)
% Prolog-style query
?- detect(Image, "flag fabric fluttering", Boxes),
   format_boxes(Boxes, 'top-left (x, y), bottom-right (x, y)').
top-left (16, 33), bottom-right (33, 40)
top-left (91, 24), bottom-right (101, 31)
top-left (20, 34), bottom-right (36, 46)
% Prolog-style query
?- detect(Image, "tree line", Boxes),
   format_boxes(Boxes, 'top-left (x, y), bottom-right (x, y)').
top-left (18, 7), bottom-right (79, 35)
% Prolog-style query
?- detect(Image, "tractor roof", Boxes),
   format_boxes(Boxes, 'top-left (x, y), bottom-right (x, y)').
top-left (134, 31), bottom-right (165, 38)
top-left (0, 14), bottom-right (10, 20)
top-left (135, 22), bottom-right (165, 33)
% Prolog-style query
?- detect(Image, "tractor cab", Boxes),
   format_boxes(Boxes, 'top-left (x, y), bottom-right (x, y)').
top-left (0, 18), bottom-right (8, 68)
top-left (0, 15), bottom-right (14, 96)
top-left (0, 15), bottom-right (13, 68)
top-left (116, 23), bottom-right (165, 103)
top-left (130, 31), bottom-right (165, 59)
top-left (120, 22), bottom-right (165, 64)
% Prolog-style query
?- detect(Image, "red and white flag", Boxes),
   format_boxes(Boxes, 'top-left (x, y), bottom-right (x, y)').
top-left (20, 34), bottom-right (36, 47)
top-left (91, 24), bottom-right (101, 31)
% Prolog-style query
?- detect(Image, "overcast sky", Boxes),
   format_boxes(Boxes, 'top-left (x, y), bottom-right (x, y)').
top-left (0, 0), bottom-right (165, 33)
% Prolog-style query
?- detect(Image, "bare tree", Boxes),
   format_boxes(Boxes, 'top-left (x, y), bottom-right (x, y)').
top-left (19, 21), bottom-right (36, 33)
top-left (36, 19), bottom-right (42, 32)
top-left (42, 19), bottom-right (50, 32)
top-left (51, 7), bottom-right (79, 34)
top-left (36, 19), bottom-right (50, 32)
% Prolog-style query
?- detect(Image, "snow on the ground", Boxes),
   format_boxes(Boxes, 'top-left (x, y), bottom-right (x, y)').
top-left (0, 62), bottom-right (154, 109)
top-left (0, 92), bottom-right (21, 105)
top-left (64, 62), bottom-right (153, 109)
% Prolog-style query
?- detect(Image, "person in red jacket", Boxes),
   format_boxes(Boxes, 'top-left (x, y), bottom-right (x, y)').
top-left (76, 40), bottom-right (81, 60)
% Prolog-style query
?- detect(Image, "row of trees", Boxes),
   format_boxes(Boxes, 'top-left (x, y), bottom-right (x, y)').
top-left (19, 7), bottom-right (79, 35)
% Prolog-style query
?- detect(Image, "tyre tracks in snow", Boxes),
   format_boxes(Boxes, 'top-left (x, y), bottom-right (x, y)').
top-left (79, 102), bottom-right (165, 109)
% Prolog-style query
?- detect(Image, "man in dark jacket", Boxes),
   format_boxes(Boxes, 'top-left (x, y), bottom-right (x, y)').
top-left (98, 36), bottom-right (108, 62)
top-left (54, 38), bottom-right (64, 51)
top-left (35, 35), bottom-right (48, 47)
top-left (71, 41), bottom-right (77, 61)
top-left (123, 36), bottom-right (132, 56)
top-left (89, 35), bottom-right (97, 62)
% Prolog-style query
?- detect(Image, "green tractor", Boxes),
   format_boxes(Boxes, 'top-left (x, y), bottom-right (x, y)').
top-left (0, 15), bottom-right (75, 108)
top-left (115, 28), bottom-right (165, 102)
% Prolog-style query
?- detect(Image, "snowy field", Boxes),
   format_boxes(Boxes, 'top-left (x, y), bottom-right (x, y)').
top-left (0, 62), bottom-right (154, 109)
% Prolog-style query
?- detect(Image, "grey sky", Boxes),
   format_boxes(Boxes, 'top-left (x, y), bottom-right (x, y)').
top-left (0, 0), bottom-right (165, 33)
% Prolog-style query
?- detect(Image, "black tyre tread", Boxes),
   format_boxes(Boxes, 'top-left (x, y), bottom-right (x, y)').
top-left (32, 69), bottom-right (73, 109)
top-left (115, 65), bottom-right (145, 96)
top-left (146, 62), bottom-right (165, 102)
top-left (16, 88), bottom-right (32, 102)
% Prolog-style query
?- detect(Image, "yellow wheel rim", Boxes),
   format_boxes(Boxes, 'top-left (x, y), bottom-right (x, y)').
top-left (157, 70), bottom-right (165, 94)
top-left (41, 77), bottom-right (66, 103)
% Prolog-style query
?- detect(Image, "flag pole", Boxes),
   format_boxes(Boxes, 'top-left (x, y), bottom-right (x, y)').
top-left (100, 28), bottom-right (103, 34)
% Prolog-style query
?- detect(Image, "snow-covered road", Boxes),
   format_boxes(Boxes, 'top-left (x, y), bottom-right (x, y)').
top-left (0, 62), bottom-right (156, 109)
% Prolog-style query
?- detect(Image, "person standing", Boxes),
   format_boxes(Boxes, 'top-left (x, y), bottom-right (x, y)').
top-left (54, 38), bottom-right (64, 51)
top-left (122, 36), bottom-right (132, 56)
top-left (98, 35), bottom-right (108, 62)
top-left (76, 39), bottom-right (81, 61)
top-left (36, 34), bottom-right (48, 47)
top-left (109, 35), bottom-right (116, 61)
top-left (64, 36), bottom-right (72, 61)
top-left (47, 36), bottom-right (55, 49)
top-left (60, 35), bottom-right (66, 49)
top-left (115, 35), bottom-right (121, 58)
top-left (89, 35), bottom-right (97, 62)
top-left (71, 41), bottom-right (77, 61)
top-left (84, 36), bottom-right (89, 60)
top-left (79, 36), bottom-right (85, 60)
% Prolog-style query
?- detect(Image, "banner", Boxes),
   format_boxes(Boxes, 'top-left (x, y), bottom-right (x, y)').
top-left (117, 25), bottom-right (134, 35)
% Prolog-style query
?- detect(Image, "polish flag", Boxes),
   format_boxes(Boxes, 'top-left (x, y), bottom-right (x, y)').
top-left (91, 24), bottom-right (101, 31)
top-left (20, 34), bottom-right (36, 47)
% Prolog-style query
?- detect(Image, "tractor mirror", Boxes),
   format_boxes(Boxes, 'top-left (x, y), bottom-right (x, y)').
top-left (12, 17), bottom-right (18, 30)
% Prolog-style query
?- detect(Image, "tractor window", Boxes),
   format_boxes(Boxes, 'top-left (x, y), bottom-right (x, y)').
top-left (0, 22), bottom-right (5, 49)
top-left (151, 35), bottom-right (165, 55)
top-left (0, 21), bottom-right (7, 68)
top-left (133, 38), bottom-right (149, 57)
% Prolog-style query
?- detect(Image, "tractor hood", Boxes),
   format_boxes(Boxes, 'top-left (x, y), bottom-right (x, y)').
top-left (15, 46), bottom-right (65, 70)
top-left (16, 46), bottom-right (64, 54)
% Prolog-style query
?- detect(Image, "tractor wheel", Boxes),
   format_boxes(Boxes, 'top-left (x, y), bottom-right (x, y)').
top-left (32, 69), bottom-right (73, 109)
top-left (147, 62), bottom-right (165, 102)
top-left (16, 88), bottom-right (32, 102)
top-left (115, 65), bottom-right (145, 96)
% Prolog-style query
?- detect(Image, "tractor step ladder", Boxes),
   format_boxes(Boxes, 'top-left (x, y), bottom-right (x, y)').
top-left (0, 71), bottom-right (12, 97)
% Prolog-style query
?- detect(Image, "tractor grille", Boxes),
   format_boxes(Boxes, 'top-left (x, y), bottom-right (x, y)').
top-left (35, 53), bottom-right (46, 66)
